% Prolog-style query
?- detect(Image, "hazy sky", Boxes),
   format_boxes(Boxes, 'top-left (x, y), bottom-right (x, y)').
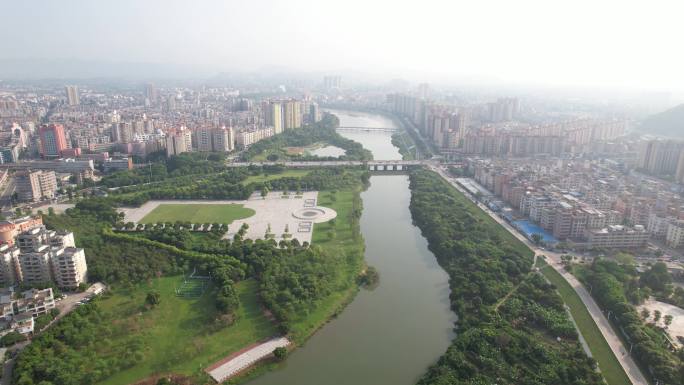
top-left (3, 0), bottom-right (684, 90)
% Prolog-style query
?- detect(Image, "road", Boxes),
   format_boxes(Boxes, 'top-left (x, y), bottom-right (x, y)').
top-left (429, 165), bottom-right (648, 385)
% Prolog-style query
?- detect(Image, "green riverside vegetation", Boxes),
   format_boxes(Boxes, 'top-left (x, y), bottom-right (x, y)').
top-left (13, 166), bottom-right (369, 385)
top-left (391, 131), bottom-right (417, 160)
top-left (241, 113), bottom-right (372, 162)
top-left (409, 169), bottom-right (605, 385)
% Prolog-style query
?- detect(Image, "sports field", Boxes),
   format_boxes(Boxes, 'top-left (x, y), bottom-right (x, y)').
top-left (139, 203), bottom-right (255, 224)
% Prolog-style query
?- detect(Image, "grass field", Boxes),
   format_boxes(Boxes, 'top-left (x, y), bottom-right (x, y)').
top-left (241, 170), bottom-right (311, 185)
top-left (541, 264), bottom-right (631, 385)
top-left (139, 203), bottom-right (255, 224)
top-left (97, 277), bottom-right (277, 385)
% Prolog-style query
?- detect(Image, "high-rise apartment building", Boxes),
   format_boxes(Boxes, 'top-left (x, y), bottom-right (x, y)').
top-left (145, 83), bottom-right (158, 105)
top-left (323, 76), bottom-right (341, 90)
top-left (194, 127), bottom-right (234, 152)
top-left (165, 128), bottom-right (192, 157)
top-left (16, 245), bottom-right (53, 285)
top-left (488, 98), bottom-right (520, 122)
top-left (264, 102), bottom-right (283, 133)
top-left (2, 227), bottom-right (84, 288)
top-left (676, 151), bottom-right (684, 184)
top-left (15, 170), bottom-right (57, 202)
top-left (0, 245), bottom-right (20, 287)
top-left (283, 100), bottom-right (302, 130)
top-left (212, 127), bottom-right (234, 152)
top-left (195, 129), bottom-right (213, 152)
top-left (65, 85), bottom-right (80, 106)
top-left (39, 124), bottom-right (68, 158)
top-left (310, 103), bottom-right (321, 123)
top-left (51, 247), bottom-right (87, 289)
top-left (638, 139), bottom-right (684, 176)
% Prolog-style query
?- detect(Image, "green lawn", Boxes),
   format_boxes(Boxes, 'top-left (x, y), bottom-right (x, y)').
top-left (97, 277), bottom-right (277, 385)
top-left (139, 203), bottom-right (255, 224)
top-left (241, 170), bottom-right (311, 185)
top-left (541, 264), bottom-right (631, 385)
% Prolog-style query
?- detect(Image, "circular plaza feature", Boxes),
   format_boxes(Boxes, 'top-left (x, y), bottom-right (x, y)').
top-left (292, 207), bottom-right (337, 223)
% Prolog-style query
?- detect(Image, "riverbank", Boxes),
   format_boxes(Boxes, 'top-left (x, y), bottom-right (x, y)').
top-left (225, 186), bottom-right (367, 384)
top-left (324, 105), bottom-right (434, 158)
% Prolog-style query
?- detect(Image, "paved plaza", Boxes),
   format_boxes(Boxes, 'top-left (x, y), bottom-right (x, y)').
top-left (225, 191), bottom-right (337, 244)
top-left (639, 299), bottom-right (684, 347)
top-left (120, 191), bottom-right (337, 244)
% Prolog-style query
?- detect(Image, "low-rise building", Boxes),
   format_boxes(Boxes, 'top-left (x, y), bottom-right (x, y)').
top-left (585, 225), bottom-right (649, 249)
top-left (14, 288), bottom-right (55, 317)
top-left (666, 220), bottom-right (684, 249)
top-left (0, 216), bottom-right (43, 246)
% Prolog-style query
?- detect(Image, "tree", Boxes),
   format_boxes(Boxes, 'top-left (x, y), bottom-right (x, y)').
top-left (653, 309), bottom-right (662, 322)
top-left (261, 187), bottom-right (269, 199)
top-left (664, 314), bottom-right (673, 327)
top-left (273, 346), bottom-right (287, 361)
top-left (640, 308), bottom-right (650, 320)
top-left (146, 291), bottom-right (161, 307)
top-left (615, 252), bottom-right (635, 266)
top-left (640, 262), bottom-right (672, 293)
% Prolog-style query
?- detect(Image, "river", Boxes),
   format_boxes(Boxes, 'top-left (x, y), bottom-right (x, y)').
top-left (247, 109), bottom-right (455, 385)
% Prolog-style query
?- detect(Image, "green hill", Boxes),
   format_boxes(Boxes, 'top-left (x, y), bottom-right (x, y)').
top-left (640, 104), bottom-right (684, 138)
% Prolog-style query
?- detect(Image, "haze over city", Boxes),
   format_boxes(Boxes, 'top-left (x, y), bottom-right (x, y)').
top-left (3, 0), bottom-right (684, 92)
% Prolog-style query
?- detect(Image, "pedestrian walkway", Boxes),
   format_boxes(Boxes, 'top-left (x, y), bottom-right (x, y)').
top-left (206, 337), bottom-right (290, 383)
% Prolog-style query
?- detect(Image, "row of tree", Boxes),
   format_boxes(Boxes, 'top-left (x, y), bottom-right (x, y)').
top-left (107, 166), bottom-right (368, 207)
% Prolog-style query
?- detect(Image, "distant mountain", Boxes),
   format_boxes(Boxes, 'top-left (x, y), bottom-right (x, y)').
top-left (640, 104), bottom-right (684, 138)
